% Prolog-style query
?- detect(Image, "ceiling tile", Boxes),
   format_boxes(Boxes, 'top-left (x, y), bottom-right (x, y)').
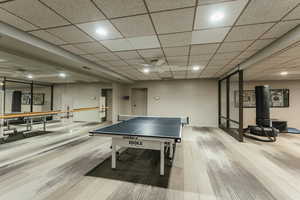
top-left (218, 40), bottom-right (252, 53)
top-left (74, 42), bottom-right (109, 54)
top-left (236, 50), bottom-right (257, 59)
top-left (261, 20), bottom-right (300, 39)
top-left (173, 72), bottom-right (187, 79)
top-left (190, 43), bottom-right (219, 55)
top-left (225, 23), bottom-right (274, 42)
top-left (145, 0), bottom-right (196, 12)
top-left (159, 71), bottom-right (173, 78)
top-left (163, 46), bottom-right (189, 57)
top-left (188, 72), bottom-right (201, 78)
top-left (209, 58), bottom-right (231, 66)
top-left (212, 51), bottom-right (241, 60)
top-left (94, 52), bottom-right (121, 61)
top-left (189, 54), bottom-right (213, 62)
top-left (114, 51), bottom-right (141, 59)
top-left (40, 0), bottom-right (106, 24)
top-left (128, 35), bottom-right (160, 49)
top-left (171, 66), bottom-right (187, 72)
top-left (77, 20), bottom-right (122, 41)
top-left (80, 54), bottom-right (99, 61)
top-left (206, 63), bottom-right (224, 69)
top-left (189, 60), bottom-right (209, 67)
top-left (151, 8), bottom-right (195, 34)
top-left (93, 0), bottom-right (147, 18)
top-left (201, 68), bottom-right (220, 74)
top-left (132, 64), bottom-right (146, 70)
top-left (126, 59), bottom-right (146, 65)
top-left (111, 14), bottom-right (155, 37)
top-left (60, 44), bottom-right (87, 55)
top-left (284, 5), bottom-right (300, 20)
top-left (247, 39), bottom-right (275, 51)
top-left (29, 30), bottom-right (67, 45)
top-left (1, 0), bottom-right (69, 28)
top-left (159, 32), bottom-right (192, 47)
top-left (47, 25), bottom-right (93, 43)
top-left (0, 8), bottom-right (38, 31)
top-left (198, 0), bottom-right (237, 6)
top-left (192, 27), bottom-right (230, 44)
top-left (94, 59), bottom-right (111, 66)
top-left (138, 48), bottom-right (164, 58)
top-left (167, 56), bottom-right (188, 64)
top-left (236, 0), bottom-right (299, 25)
top-left (100, 39), bottom-right (134, 51)
top-left (194, 0), bottom-right (248, 29)
top-left (107, 60), bottom-right (129, 67)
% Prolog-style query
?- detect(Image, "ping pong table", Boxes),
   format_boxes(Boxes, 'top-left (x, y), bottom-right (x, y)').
top-left (89, 115), bottom-right (188, 175)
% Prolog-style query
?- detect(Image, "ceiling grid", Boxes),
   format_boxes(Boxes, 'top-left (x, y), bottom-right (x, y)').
top-left (0, 0), bottom-right (300, 82)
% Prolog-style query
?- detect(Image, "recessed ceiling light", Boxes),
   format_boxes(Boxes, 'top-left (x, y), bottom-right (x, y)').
top-left (27, 74), bottom-right (33, 79)
top-left (210, 11), bottom-right (224, 22)
top-left (59, 72), bottom-right (66, 78)
top-left (192, 65), bottom-right (201, 71)
top-left (143, 68), bottom-right (150, 73)
top-left (280, 71), bottom-right (288, 76)
top-left (96, 28), bottom-right (107, 36)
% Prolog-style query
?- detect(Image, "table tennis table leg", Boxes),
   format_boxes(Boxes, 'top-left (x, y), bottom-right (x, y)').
top-left (26, 119), bottom-right (30, 131)
top-left (30, 118), bottom-right (33, 131)
top-left (43, 116), bottom-right (46, 132)
top-left (160, 142), bottom-right (164, 176)
top-left (7, 119), bottom-right (10, 130)
top-left (169, 142), bottom-right (173, 159)
top-left (112, 142), bottom-right (116, 169)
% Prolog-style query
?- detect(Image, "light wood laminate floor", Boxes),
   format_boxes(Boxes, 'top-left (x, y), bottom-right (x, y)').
top-left (1, 123), bottom-right (300, 200)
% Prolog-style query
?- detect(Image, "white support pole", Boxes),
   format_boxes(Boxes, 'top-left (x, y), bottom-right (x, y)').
top-left (112, 140), bottom-right (116, 169)
top-left (160, 142), bottom-right (165, 176)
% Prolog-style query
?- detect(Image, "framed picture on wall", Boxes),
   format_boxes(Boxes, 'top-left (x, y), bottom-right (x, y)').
top-left (234, 90), bottom-right (256, 108)
top-left (21, 93), bottom-right (45, 105)
top-left (21, 93), bottom-right (31, 105)
top-left (234, 89), bottom-right (289, 108)
top-left (33, 93), bottom-right (45, 105)
top-left (270, 89), bottom-right (289, 107)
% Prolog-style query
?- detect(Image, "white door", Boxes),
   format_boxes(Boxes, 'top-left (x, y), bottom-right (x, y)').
top-left (131, 88), bottom-right (147, 116)
top-left (106, 90), bottom-right (112, 121)
top-left (99, 96), bottom-right (106, 122)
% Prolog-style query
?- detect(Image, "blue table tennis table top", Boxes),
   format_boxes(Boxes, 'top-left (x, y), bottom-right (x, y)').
top-left (90, 117), bottom-right (182, 140)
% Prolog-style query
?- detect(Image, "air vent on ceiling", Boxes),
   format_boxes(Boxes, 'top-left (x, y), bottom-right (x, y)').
top-left (82, 66), bottom-right (91, 70)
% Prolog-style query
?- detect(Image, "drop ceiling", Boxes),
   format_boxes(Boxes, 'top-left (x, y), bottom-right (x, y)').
top-left (0, 0), bottom-right (300, 82)
top-left (0, 49), bottom-right (103, 83)
top-left (244, 41), bottom-right (300, 81)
